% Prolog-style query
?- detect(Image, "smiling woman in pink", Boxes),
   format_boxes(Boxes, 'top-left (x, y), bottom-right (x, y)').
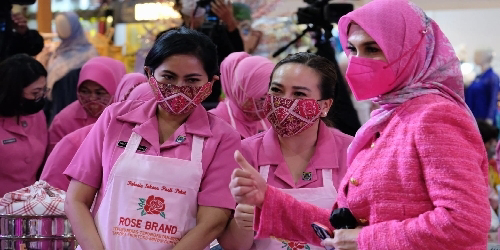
top-left (218, 53), bottom-right (353, 250)
top-left (47, 57), bottom-right (118, 153)
top-left (41, 73), bottom-right (148, 191)
top-left (64, 27), bottom-right (240, 250)
top-left (0, 54), bottom-right (48, 197)
top-left (229, 0), bottom-right (490, 249)
top-left (209, 52), bottom-right (273, 138)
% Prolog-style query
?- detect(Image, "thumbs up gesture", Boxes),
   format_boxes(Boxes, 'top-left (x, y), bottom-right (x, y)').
top-left (229, 150), bottom-right (268, 208)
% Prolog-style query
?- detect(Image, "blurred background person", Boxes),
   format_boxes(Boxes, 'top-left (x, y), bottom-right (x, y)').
top-left (465, 48), bottom-right (499, 125)
top-left (43, 12), bottom-right (98, 124)
top-left (175, 0), bottom-right (244, 108)
top-left (41, 73), bottom-right (148, 191)
top-left (0, 54), bottom-right (48, 196)
top-left (210, 52), bottom-right (273, 138)
top-left (47, 57), bottom-right (119, 154)
top-left (0, 1), bottom-right (43, 62)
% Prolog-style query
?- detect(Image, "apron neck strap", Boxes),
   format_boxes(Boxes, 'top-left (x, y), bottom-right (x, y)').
top-left (125, 132), bottom-right (143, 154)
top-left (190, 135), bottom-right (205, 162)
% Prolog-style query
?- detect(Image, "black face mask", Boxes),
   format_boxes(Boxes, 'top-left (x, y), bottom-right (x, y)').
top-left (19, 97), bottom-right (45, 115)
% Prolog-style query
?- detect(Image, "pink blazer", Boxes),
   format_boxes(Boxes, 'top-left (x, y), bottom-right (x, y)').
top-left (254, 94), bottom-right (490, 249)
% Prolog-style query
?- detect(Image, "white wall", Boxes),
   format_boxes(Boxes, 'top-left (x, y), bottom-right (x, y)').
top-left (426, 8), bottom-right (500, 74)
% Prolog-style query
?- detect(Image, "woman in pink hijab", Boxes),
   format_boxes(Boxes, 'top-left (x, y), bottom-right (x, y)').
top-left (42, 73), bottom-right (147, 191)
top-left (210, 52), bottom-right (273, 138)
top-left (228, 0), bottom-right (490, 249)
top-left (47, 57), bottom-right (119, 154)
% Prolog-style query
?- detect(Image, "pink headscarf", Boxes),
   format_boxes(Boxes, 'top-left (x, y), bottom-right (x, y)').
top-left (113, 73), bottom-right (148, 102)
top-left (77, 59), bottom-right (117, 96)
top-left (127, 82), bottom-right (155, 101)
top-left (94, 56), bottom-right (126, 87)
top-left (338, 0), bottom-right (472, 165)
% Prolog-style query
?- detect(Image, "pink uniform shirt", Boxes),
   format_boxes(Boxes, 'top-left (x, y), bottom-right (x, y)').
top-left (127, 82), bottom-right (154, 101)
top-left (253, 95), bottom-right (490, 249)
top-left (64, 99), bottom-right (241, 212)
top-left (0, 111), bottom-right (48, 196)
top-left (41, 124), bottom-right (93, 191)
top-left (47, 101), bottom-right (97, 153)
top-left (241, 121), bottom-right (352, 189)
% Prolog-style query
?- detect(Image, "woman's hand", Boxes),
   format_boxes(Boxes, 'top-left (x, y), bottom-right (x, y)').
top-left (229, 151), bottom-right (267, 208)
top-left (234, 204), bottom-right (254, 230)
top-left (321, 228), bottom-right (361, 250)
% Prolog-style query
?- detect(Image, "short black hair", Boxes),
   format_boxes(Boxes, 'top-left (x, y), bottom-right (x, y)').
top-left (477, 119), bottom-right (499, 143)
top-left (0, 54), bottom-right (47, 117)
top-left (271, 52), bottom-right (338, 126)
top-left (145, 27), bottom-right (218, 78)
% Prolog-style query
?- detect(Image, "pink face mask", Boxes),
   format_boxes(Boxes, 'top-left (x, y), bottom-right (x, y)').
top-left (148, 76), bottom-right (213, 115)
top-left (345, 57), bottom-right (397, 101)
top-left (241, 97), bottom-right (267, 121)
top-left (264, 94), bottom-right (321, 137)
top-left (78, 93), bottom-right (112, 118)
top-left (345, 31), bottom-right (427, 101)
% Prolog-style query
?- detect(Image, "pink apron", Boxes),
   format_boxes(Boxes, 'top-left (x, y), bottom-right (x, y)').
top-left (251, 165), bottom-right (337, 250)
top-left (226, 102), bottom-right (268, 133)
top-left (80, 131), bottom-right (208, 250)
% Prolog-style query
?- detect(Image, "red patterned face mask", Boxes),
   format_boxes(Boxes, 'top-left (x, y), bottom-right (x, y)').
top-left (148, 76), bottom-right (212, 115)
top-left (78, 93), bottom-right (112, 118)
top-left (264, 94), bottom-right (321, 137)
top-left (241, 97), bottom-right (267, 121)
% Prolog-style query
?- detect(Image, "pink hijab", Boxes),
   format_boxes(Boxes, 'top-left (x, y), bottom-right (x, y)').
top-left (94, 56), bottom-right (126, 87)
top-left (77, 59), bottom-right (117, 96)
top-left (113, 73), bottom-right (148, 102)
top-left (213, 52), bottom-right (274, 138)
top-left (339, 0), bottom-right (472, 165)
top-left (127, 82), bottom-right (155, 101)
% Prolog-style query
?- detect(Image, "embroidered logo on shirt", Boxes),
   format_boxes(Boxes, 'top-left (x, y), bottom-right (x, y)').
top-left (21, 121), bottom-right (27, 127)
top-left (175, 136), bottom-right (186, 143)
top-left (2, 138), bottom-right (17, 145)
top-left (117, 141), bottom-right (148, 152)
top-left (302, 172), bottom-right (312, 181)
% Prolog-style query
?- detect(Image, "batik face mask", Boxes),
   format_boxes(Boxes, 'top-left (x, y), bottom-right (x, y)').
top-left (264, 94), bottom-right (321, 137)
top-left (148, 76), bottom-right (212, 115)
top-left (78, 92), bottom-right (112, 118)
top-left (241, 97), bottom-right (267, 121)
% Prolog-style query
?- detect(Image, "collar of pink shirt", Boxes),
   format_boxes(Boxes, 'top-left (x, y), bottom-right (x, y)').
top-left (116, 99), bottom-right (213, 151)
top-left (258, 121), bottom-right (340, 187)
top-left (1, 116), bottom-right (28, 137)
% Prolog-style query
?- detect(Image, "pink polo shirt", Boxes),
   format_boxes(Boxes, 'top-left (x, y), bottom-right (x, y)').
top-left (240, 122), bottom-right (352, 190)
top-left (48, 101), bottom-right (97, 154)
top-left (41, 124), bottom-right (93, 191)
top-left (64, 99), bottom-right (241, 212)
top-left (0, 111), bottom-right (48, 196)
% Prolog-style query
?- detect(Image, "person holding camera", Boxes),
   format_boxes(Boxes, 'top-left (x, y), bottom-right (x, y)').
top-left (229, 0), bottom-right (490, 249)
top-left (175, 0), bottom-right (244, 106)
top-left (0, 1), bottom-right (43, 62)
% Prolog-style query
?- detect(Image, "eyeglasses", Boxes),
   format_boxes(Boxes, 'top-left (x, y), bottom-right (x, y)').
top-left (32, 86), bottom-right (47, 101)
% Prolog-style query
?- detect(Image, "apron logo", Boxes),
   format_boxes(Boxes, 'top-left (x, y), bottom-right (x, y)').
top-left (175, 136), bottom-right (186, 143)
top-left (117, 141), bottom-right (148, 152)
top-left (138, 195), bottom-right (166, 218)
top-left (271, 236), bottom-right (311, 250)
top-left (302, 172), bottom-right (312, 181)
top-left (2, 138), bottom-right (17, 145)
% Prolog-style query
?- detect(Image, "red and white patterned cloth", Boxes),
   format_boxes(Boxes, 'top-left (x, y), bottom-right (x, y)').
top-left (0, 181), bottom-right (65, 216)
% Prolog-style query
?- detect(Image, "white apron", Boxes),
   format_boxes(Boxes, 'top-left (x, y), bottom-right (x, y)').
top-left (79, 132), bottom-right (208, 250)
top-left (226, 102), bottom-right (268, 133)
top-left (250, 165), bottom-right (338, 250)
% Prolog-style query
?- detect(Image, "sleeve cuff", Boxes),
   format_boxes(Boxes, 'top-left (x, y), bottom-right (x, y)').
top-left (198, 193), bottom-right (236, 210)
top-left (63, 165), bottom-right (101, 189)
top-left (254, 185), bottom-right (276, 239)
